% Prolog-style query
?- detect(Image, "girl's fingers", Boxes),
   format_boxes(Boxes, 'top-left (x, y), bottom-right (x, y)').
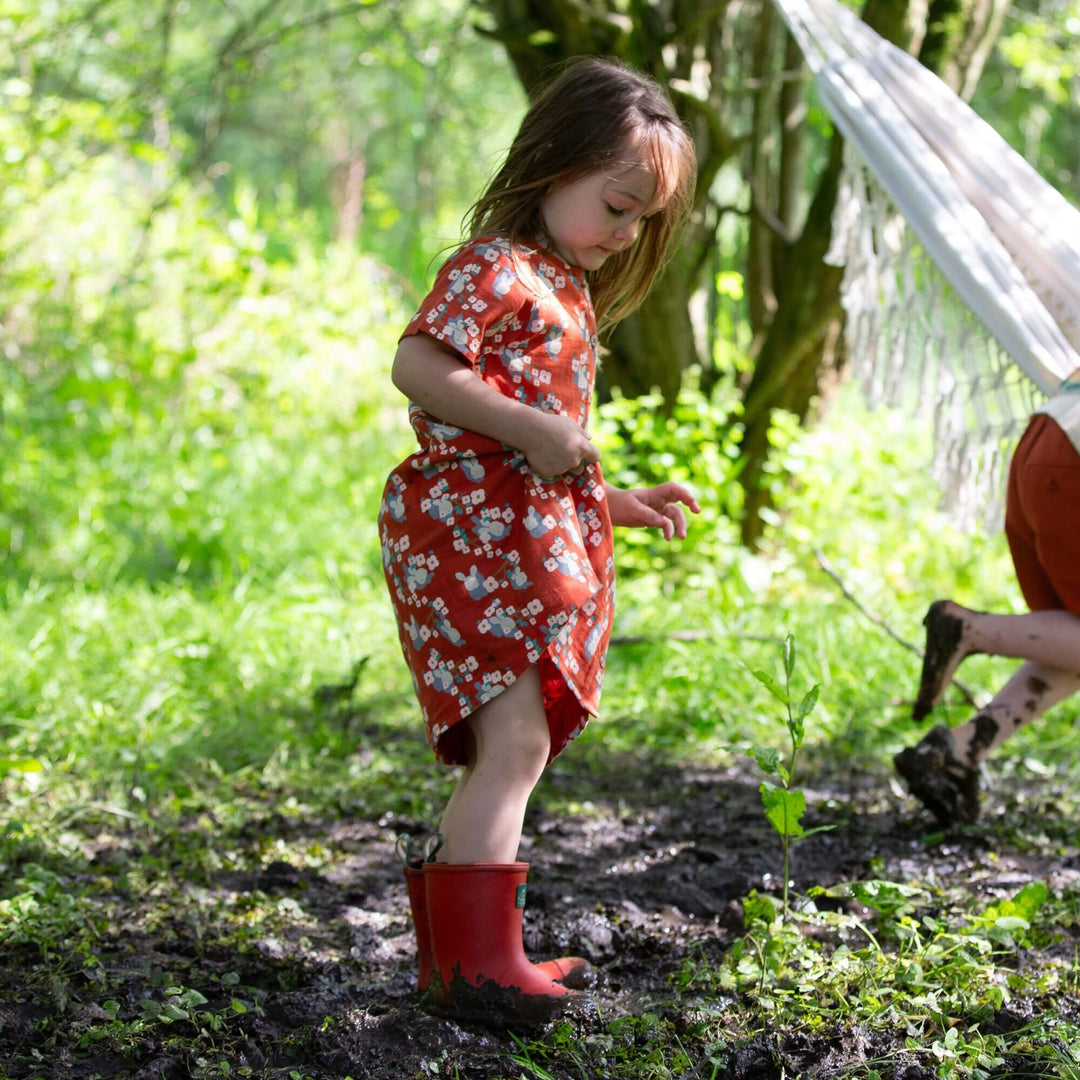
top-left (639, 501), bottom-right (678, 540)
top-left (663, 502), bottom-right (688, 540)
top-left (653, 482), bottom-right (700, 513)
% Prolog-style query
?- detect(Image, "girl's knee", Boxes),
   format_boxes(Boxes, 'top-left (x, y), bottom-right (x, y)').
top-left (512, 721), bottom-right (551, 781)
top-left (469, 709), bottom-right (550, 781)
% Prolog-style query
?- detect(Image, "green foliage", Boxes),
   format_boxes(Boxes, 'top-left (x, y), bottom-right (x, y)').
top-left (670, 877), bottom-right (1080, 1079)
top-left (1, 0), bottom-right (523, 282)
top-left (593, 370), bottom-right (745, 582)
top-left (750, 634), bottom-right (828, 917)
top-left (973, 1), bottom-right (1080, 201)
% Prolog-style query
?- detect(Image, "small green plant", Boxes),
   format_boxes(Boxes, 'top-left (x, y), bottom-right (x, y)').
top-left (751, 633), bottom-right (829, 917)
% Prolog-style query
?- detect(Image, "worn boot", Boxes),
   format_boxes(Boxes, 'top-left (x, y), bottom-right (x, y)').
top-left (403, 865), bottom-right (434, 991)
top-left (894, 724), bottom-right (980, 826)
top-left (403, 862), bottom-right (589, 993)
top-left (423, 862), bottom-right (585, 1023)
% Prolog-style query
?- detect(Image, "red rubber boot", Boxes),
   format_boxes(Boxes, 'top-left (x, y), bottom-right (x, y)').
top-left (403, 866), bottom-right (433, 991)
top-left (404, 865), bottom-right (590, 993)
top-left (423, 862), bottom-right (584, 1023)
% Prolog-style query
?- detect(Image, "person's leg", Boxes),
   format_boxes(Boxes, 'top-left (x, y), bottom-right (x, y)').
top-left (421, 666), bottom-right (590, 1017)
top-left (899, 637), bottom-right (1080, 827)
top-left (438, 664), bottom-right (551, 865)
top-left (948, 659), bottom-right (1080, 764)
top-left (913, 603), bottom-right (1080, 718)
top-left (436, 732), bottom-right (475, 846)
top-left (900, 414), bottom-right (1080, 824)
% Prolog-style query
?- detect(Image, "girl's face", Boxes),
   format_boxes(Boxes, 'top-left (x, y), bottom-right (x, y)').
top-left (539, 155), bottom-right (658, 271)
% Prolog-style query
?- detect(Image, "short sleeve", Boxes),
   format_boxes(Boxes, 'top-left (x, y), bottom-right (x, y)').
top-left (401, 239), bottom-right (527, 366)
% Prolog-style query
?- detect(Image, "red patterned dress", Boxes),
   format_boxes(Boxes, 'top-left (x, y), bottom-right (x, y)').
top-left (378, 236), bottom-right (614, 766)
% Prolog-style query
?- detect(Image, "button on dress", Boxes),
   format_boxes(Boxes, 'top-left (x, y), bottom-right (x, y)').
top-left (378, 237), bottom-right (614, 766)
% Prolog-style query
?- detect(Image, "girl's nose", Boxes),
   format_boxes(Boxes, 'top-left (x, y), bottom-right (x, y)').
top-left (614, 218), bottom-right (640, 243)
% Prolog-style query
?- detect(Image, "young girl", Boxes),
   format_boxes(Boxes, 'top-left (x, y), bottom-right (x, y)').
top-left (378, 57), bottom-right (699, 1021)
top-left (896, 365), bottom-right (1080, 826)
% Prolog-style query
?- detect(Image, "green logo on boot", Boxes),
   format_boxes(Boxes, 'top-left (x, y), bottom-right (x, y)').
top-left (515, 883), bottom-right (527, 908)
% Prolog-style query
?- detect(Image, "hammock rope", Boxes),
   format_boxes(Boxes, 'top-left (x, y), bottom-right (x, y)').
top-left (769, 0), bottom-right (1080, 528)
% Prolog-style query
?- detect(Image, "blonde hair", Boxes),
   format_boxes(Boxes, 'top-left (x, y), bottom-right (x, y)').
top-left (466, 57), bottom-right (697, 330)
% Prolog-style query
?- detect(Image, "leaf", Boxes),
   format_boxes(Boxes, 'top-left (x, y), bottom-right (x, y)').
top-left (760, 783), bottom-right (805, 839)
top-left (752, 746), bottom-right (781, 776)
top-left (1010, 880), bottom-right (1048, 920)
top-left (0, 758), bottom-right (44, 774)
top-left (797, 684), bottom-right (820, 721)
top-left (231, 997), bottom-right (248, 1014)
top-left (993, 916), bottom-right (1030, 932)
top-left (783, 634), bottom-right (796, 679)
top-left (752, 669), bottom-right (787, 706)
top-left (980, 880), bottom-right (1048, 925)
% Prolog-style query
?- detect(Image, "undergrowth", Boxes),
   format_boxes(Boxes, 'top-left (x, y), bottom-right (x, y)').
top-left (4, 177), bottom-right (1080, 1076)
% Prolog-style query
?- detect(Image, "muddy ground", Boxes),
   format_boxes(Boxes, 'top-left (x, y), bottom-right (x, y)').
top-left (5, 748), bottom-right (1080, 1079)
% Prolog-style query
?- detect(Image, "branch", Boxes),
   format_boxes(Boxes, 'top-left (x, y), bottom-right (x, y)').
top-left (813, 548), bottom-right (983, 712)
top-left (752, 190), bottom-right (796, 245)
top-left (233, 2), bottom-right (378, 58)
top-left (610, 630), bottom-right (781, 646)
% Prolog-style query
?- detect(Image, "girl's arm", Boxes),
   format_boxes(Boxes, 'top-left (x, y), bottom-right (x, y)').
top-left (604, 481), bottom-right (700, 541)
top-left (392, 334), bottom-right (600, 478)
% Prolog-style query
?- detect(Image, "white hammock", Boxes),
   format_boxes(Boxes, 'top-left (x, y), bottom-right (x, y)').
top-left (769, 0), bottom-right (1080, 528)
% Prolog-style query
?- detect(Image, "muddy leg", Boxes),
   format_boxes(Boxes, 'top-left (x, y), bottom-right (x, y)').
top-left (915, 605), bottom-right (1080, 721)
top-left (914, 600), bottom-right (977, 720)
top-left (950, 660), bottom-right (1080, 766)
top-left (961, 609), bottom-right (1080, 670)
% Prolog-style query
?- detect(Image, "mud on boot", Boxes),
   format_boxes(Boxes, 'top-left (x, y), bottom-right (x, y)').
top-left (894, 724), bottom-right (980, 827)
top-left (423, 862), bottom-right (585, 1026)
top-left (402, 856), bottom-right (590, 995)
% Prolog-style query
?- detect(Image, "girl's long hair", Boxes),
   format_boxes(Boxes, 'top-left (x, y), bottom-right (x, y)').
top-left (465, 57), bottom-right (697, 331)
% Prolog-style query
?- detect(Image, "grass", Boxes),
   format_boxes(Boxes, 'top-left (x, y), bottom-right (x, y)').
top-left (5, 292), bottom-right (1080, 1075)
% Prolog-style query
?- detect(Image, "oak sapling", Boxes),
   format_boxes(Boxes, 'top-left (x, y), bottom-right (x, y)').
top-left (752, 633), bottom-right (831, 917)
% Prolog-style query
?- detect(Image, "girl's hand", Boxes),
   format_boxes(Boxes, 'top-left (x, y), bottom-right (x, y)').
top-left (522, 412), bottom-right (601, 479)
top-left (605, 481), bottom-right (700, 541)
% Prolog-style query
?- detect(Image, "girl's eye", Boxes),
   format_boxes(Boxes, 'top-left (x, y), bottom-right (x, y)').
top-left (605, 203), bottom-right (627, 217)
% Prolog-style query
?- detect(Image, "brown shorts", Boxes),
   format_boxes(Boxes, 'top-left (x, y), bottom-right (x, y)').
top-left (1005, 412), bottom-right (1080, 614)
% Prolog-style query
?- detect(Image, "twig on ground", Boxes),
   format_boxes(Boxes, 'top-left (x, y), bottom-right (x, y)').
top-left (813, 547), bottom-right (982, 712)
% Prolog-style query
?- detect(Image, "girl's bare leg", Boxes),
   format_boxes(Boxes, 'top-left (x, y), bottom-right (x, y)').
top-left (437, 665), bottom-right (550, 865)
top-left (437, 731), bottom-right (475, 845)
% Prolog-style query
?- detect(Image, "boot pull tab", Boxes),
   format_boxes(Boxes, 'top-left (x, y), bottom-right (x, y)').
top-left (515, 883), bottom-right (527, 908)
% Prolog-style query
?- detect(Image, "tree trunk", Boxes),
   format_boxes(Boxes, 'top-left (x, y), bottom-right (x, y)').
top-left (747, 1), bottom-right (779, 342)
top-left (738, 132), bottom-right (846, 542)
top-left (602, 247), bottom-right (698, 401)
top-left (475, 0), bottom-right (736, 405)
top-left (920, 0), bottom-right (1011, 99)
